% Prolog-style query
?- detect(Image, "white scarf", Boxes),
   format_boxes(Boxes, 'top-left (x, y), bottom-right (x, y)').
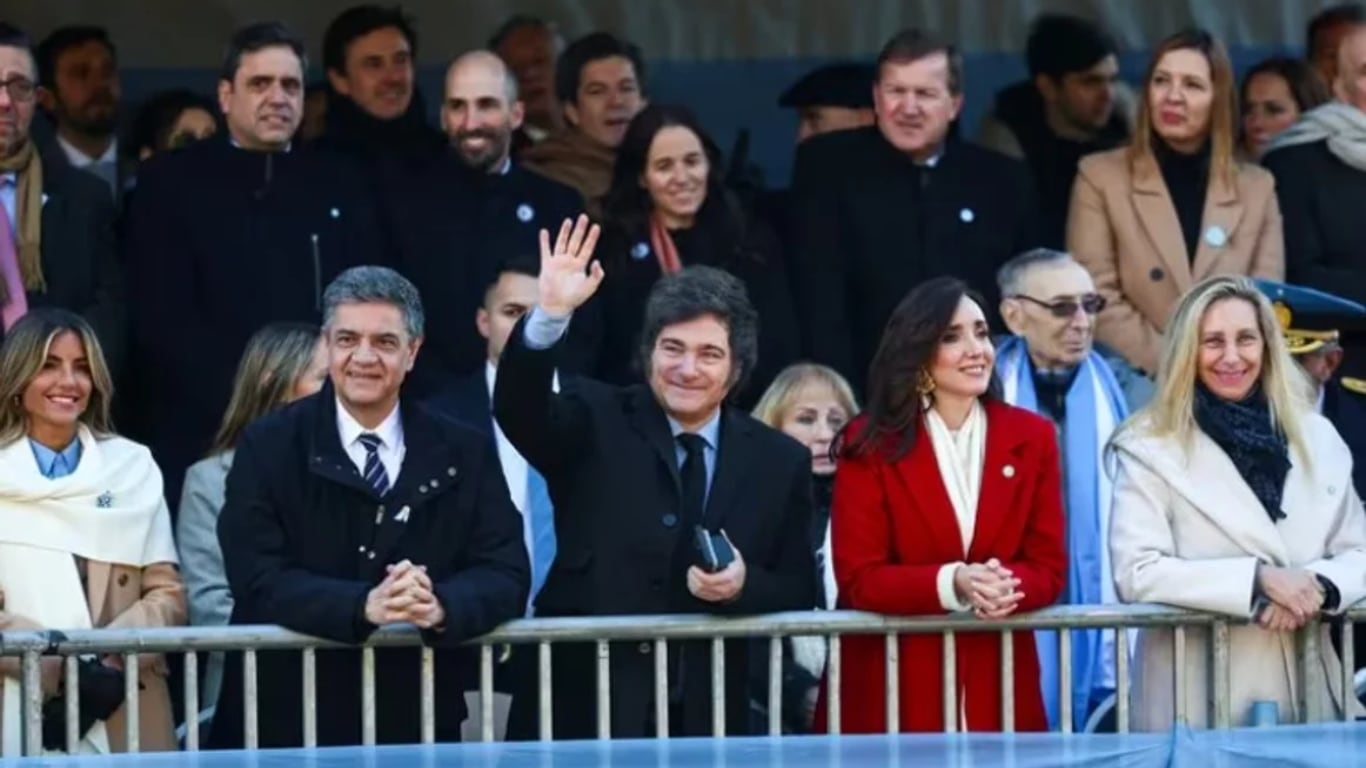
top-left (924, 401), bottom-right (987, 555)
top-left (0, 426), bottom-right (177, 757)
top-left (1266, 102), bottom-right (1366, 171)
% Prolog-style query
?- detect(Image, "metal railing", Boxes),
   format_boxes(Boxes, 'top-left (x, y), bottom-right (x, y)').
top-left (1, 603), bottom-right (1361, 756)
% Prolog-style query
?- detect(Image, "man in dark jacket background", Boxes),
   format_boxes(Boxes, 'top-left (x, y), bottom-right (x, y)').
top-left (790, 28), bottom-right (1041, 391)
top-left (124, 22), bottom-right (388, 508)
top-left (977, 14), bottom-right (1131, 249)
top-left (213, 265), bottom-right (529, 748)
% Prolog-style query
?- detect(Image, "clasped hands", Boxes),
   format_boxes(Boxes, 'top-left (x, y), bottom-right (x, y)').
top-left (953, 558), bottom-right (1025, 619)
top-left (1254, 564), bottom-right (1325, 632)
top-left (365, 560), bottom-right (445, 630)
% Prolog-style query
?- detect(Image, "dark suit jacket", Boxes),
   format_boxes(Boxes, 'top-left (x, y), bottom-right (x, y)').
top-left (1, 160), bottom-right (124, 375)
top-left (493, 315), bottom-right (816, 739)
top-left (210, 384), bottom-right (529, 748)
top-left (1263, 140), bottom-right (1366, 304)
top-left (789, 128), bottom-right (1040, 391)
top-left (387, 156), bottom-right (587, 396)
top-left (123, 137), bottom-right (389, 508)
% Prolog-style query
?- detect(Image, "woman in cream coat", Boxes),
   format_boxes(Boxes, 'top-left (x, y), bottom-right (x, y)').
top-left (1068, 30), bottom-right (1283, 375)
top-left (0, 309), bottom-right (185, 756)
top-left (1109, 276), bottom-right (1366, 730)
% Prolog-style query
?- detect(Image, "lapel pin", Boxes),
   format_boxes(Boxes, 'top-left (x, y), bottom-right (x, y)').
top-left (396, 506), bottom-right (411, 523)
top-left (516, 203), bottom-right (534, 222)
top-left (1204, 225), bottom-right (1227, 248)
top-left (1002, 465), bottom-right (1015, 478)
top-left (96, 491), bottom-right (113, 508)
top-left (959, 208), bottom-right (975, 223)
top-left (631, 242), bottom-right (650, 260)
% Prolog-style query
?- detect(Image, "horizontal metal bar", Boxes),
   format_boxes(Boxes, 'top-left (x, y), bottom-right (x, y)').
top-left (0, 605), bottom-right (1239, 656)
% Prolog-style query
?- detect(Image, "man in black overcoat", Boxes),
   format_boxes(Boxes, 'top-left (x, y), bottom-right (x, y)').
top-left (212, 265), bottom-right (529, 748)
top-left (789, 28), bottom-right (1040, 391)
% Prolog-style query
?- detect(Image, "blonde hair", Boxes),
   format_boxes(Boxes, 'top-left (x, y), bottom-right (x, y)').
top-left (751, 363), bottom-right (860, 429)
top-left (0, 309), bottom-right (115, 446)
top-left (1130, 29), bottom-right (1239, 191)
top-left (210, 323), bottom-right (321, 454)
top-left (1118, 276), bottom-right (1312, 460)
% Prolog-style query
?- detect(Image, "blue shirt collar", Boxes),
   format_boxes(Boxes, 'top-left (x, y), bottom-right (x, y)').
top-left (667, 409), bottom-right (722, 450)
top-left (29, 437), bottom-right (82, 479)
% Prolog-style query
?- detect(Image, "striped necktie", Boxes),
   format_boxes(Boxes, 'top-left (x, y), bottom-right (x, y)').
top-left (357, 433), bottom-right (391, 496)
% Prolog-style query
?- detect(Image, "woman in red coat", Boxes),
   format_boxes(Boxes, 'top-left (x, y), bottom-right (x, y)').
top-left (820, 276), bottom-right (1067, 733)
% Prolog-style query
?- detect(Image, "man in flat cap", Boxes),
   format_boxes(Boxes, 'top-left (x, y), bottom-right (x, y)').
top-left (779, 62), bottom-right (876, 145)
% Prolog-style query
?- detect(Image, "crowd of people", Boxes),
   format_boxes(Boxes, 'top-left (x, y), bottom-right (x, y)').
top-left (0, 1), bottom-right (1365, 756)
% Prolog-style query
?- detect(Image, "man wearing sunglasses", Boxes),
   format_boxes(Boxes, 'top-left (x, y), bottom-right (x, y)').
top-left (992, 247), bottom-right (1152, 735)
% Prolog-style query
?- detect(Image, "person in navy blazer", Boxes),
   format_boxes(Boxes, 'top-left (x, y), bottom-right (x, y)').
top-left (495, 216), bottom-right (816, 740)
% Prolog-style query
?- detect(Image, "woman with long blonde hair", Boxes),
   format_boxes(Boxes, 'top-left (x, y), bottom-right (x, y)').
top-left (1069, 29), bottom-right (1284, 375)
top-left (1109, 275), bottom-right (1366, 729)
top-left (0, 309), bottom-right (184, 756)
top-left (175, 322), bottom-right (325, 739)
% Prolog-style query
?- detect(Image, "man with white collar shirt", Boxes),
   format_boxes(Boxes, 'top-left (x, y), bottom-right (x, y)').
top-left (124, 21), bottom-right (388, 509)
top-left (494, 216), bottom-right (815, 740)
top-left (34, 25), bottom-right (130, 201)
top-left (212, 265), bottom-right (529, 748)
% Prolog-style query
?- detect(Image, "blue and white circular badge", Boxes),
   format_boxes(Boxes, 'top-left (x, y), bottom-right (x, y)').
top-left (1204, 225), bottom-right (1227, 248)
top-left (516, 203), bottom-right (534, 223)
top-left (959, 207), bottom-right (975, 223)
top-left (631, 242), bottom-right (651, 260)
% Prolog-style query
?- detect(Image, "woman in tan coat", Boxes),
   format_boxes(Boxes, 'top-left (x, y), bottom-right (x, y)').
top-left (0, 309), bottom-right (185, 756)
top-left (1109, 276), bottom-right (1366, 730)
top-left (1068, 30), bottom-right (1284, 374)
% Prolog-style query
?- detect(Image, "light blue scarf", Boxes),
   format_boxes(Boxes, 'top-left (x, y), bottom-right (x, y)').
top-left (996, 336), bottom-right (1127, 732)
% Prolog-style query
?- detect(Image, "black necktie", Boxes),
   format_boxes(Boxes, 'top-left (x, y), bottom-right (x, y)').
top-left (677, 433), bottom-right (708, 528)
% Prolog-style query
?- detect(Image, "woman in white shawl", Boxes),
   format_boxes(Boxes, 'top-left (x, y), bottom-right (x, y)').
top-left (0, 309), bottom-right (185, 756)
top-left (1109, 276), bottom-right (1366, 729)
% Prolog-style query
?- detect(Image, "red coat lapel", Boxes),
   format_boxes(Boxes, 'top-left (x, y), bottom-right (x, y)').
top-left (892, 423), bottom-right (967, 559)
top-left (968, 400), bottom-right (1031, 561)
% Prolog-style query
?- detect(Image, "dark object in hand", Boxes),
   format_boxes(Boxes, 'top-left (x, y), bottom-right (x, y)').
top-left (40, 660), bottom-right (126, 751)
top-left (693, 526), bottom-right (735, 573)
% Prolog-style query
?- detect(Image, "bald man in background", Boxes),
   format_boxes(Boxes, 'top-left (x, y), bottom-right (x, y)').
top-left (388, 50), bottom-right (585, 395)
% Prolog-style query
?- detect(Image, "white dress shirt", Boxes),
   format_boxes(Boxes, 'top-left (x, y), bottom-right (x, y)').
top-left (487, 362), bottom-right (530, 514)
top-left (335, 398), bottom-right (405, 486)
top-left (57, 135), bottom-right (118, 169)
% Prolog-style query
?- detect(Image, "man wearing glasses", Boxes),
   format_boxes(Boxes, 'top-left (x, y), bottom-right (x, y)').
top-left (0, 24), bottom-right (121, 368)
top-left (992, 247), bottom-right (1151, 735)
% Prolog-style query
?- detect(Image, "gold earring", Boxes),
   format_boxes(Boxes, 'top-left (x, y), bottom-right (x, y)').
top-left (916, 369), bottom-right (935, 397)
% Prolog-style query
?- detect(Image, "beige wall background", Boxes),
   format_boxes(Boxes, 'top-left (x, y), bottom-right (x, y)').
top-left (2, 0), bottom-right (1345, 66)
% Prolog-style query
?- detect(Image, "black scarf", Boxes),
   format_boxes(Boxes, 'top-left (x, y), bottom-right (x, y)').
top-left (1193, 383), bottom-right (1290, 522)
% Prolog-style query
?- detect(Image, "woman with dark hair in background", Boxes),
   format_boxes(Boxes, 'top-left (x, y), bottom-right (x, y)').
top-left (817, 277), bottom-right (1066, 733)
top-left (1240, 57), bottom-right (1331, 161)
top-left (126, 89), bottom-right (219, 164)
top-left (591, 104), bottom-right (800, 405)
top-left (175, 322), bottom-right (325, 740)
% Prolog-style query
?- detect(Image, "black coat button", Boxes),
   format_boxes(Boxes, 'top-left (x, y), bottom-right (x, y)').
top-left (1150, 267), bottom-right (1164, 281)
top-left (662, 513), bottom-right (678, 527)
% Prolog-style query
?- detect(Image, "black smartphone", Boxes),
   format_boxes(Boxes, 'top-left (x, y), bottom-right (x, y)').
top-left (693, 526), bottom-right (735, 573)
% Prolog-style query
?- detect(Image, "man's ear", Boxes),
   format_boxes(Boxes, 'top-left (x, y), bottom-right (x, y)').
top-left (36, 86), bottom-right (56, 115)
top-left (1325, 346), bottom-right (1346, 378)
top-left (1000, 298), bottom-right (1027, 337)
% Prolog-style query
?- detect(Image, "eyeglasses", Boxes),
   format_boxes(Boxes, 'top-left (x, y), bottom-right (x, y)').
top-left (1010, 293), bottom-right (1107, 318)
top-left (0, 77), bottom-right (36, 103)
